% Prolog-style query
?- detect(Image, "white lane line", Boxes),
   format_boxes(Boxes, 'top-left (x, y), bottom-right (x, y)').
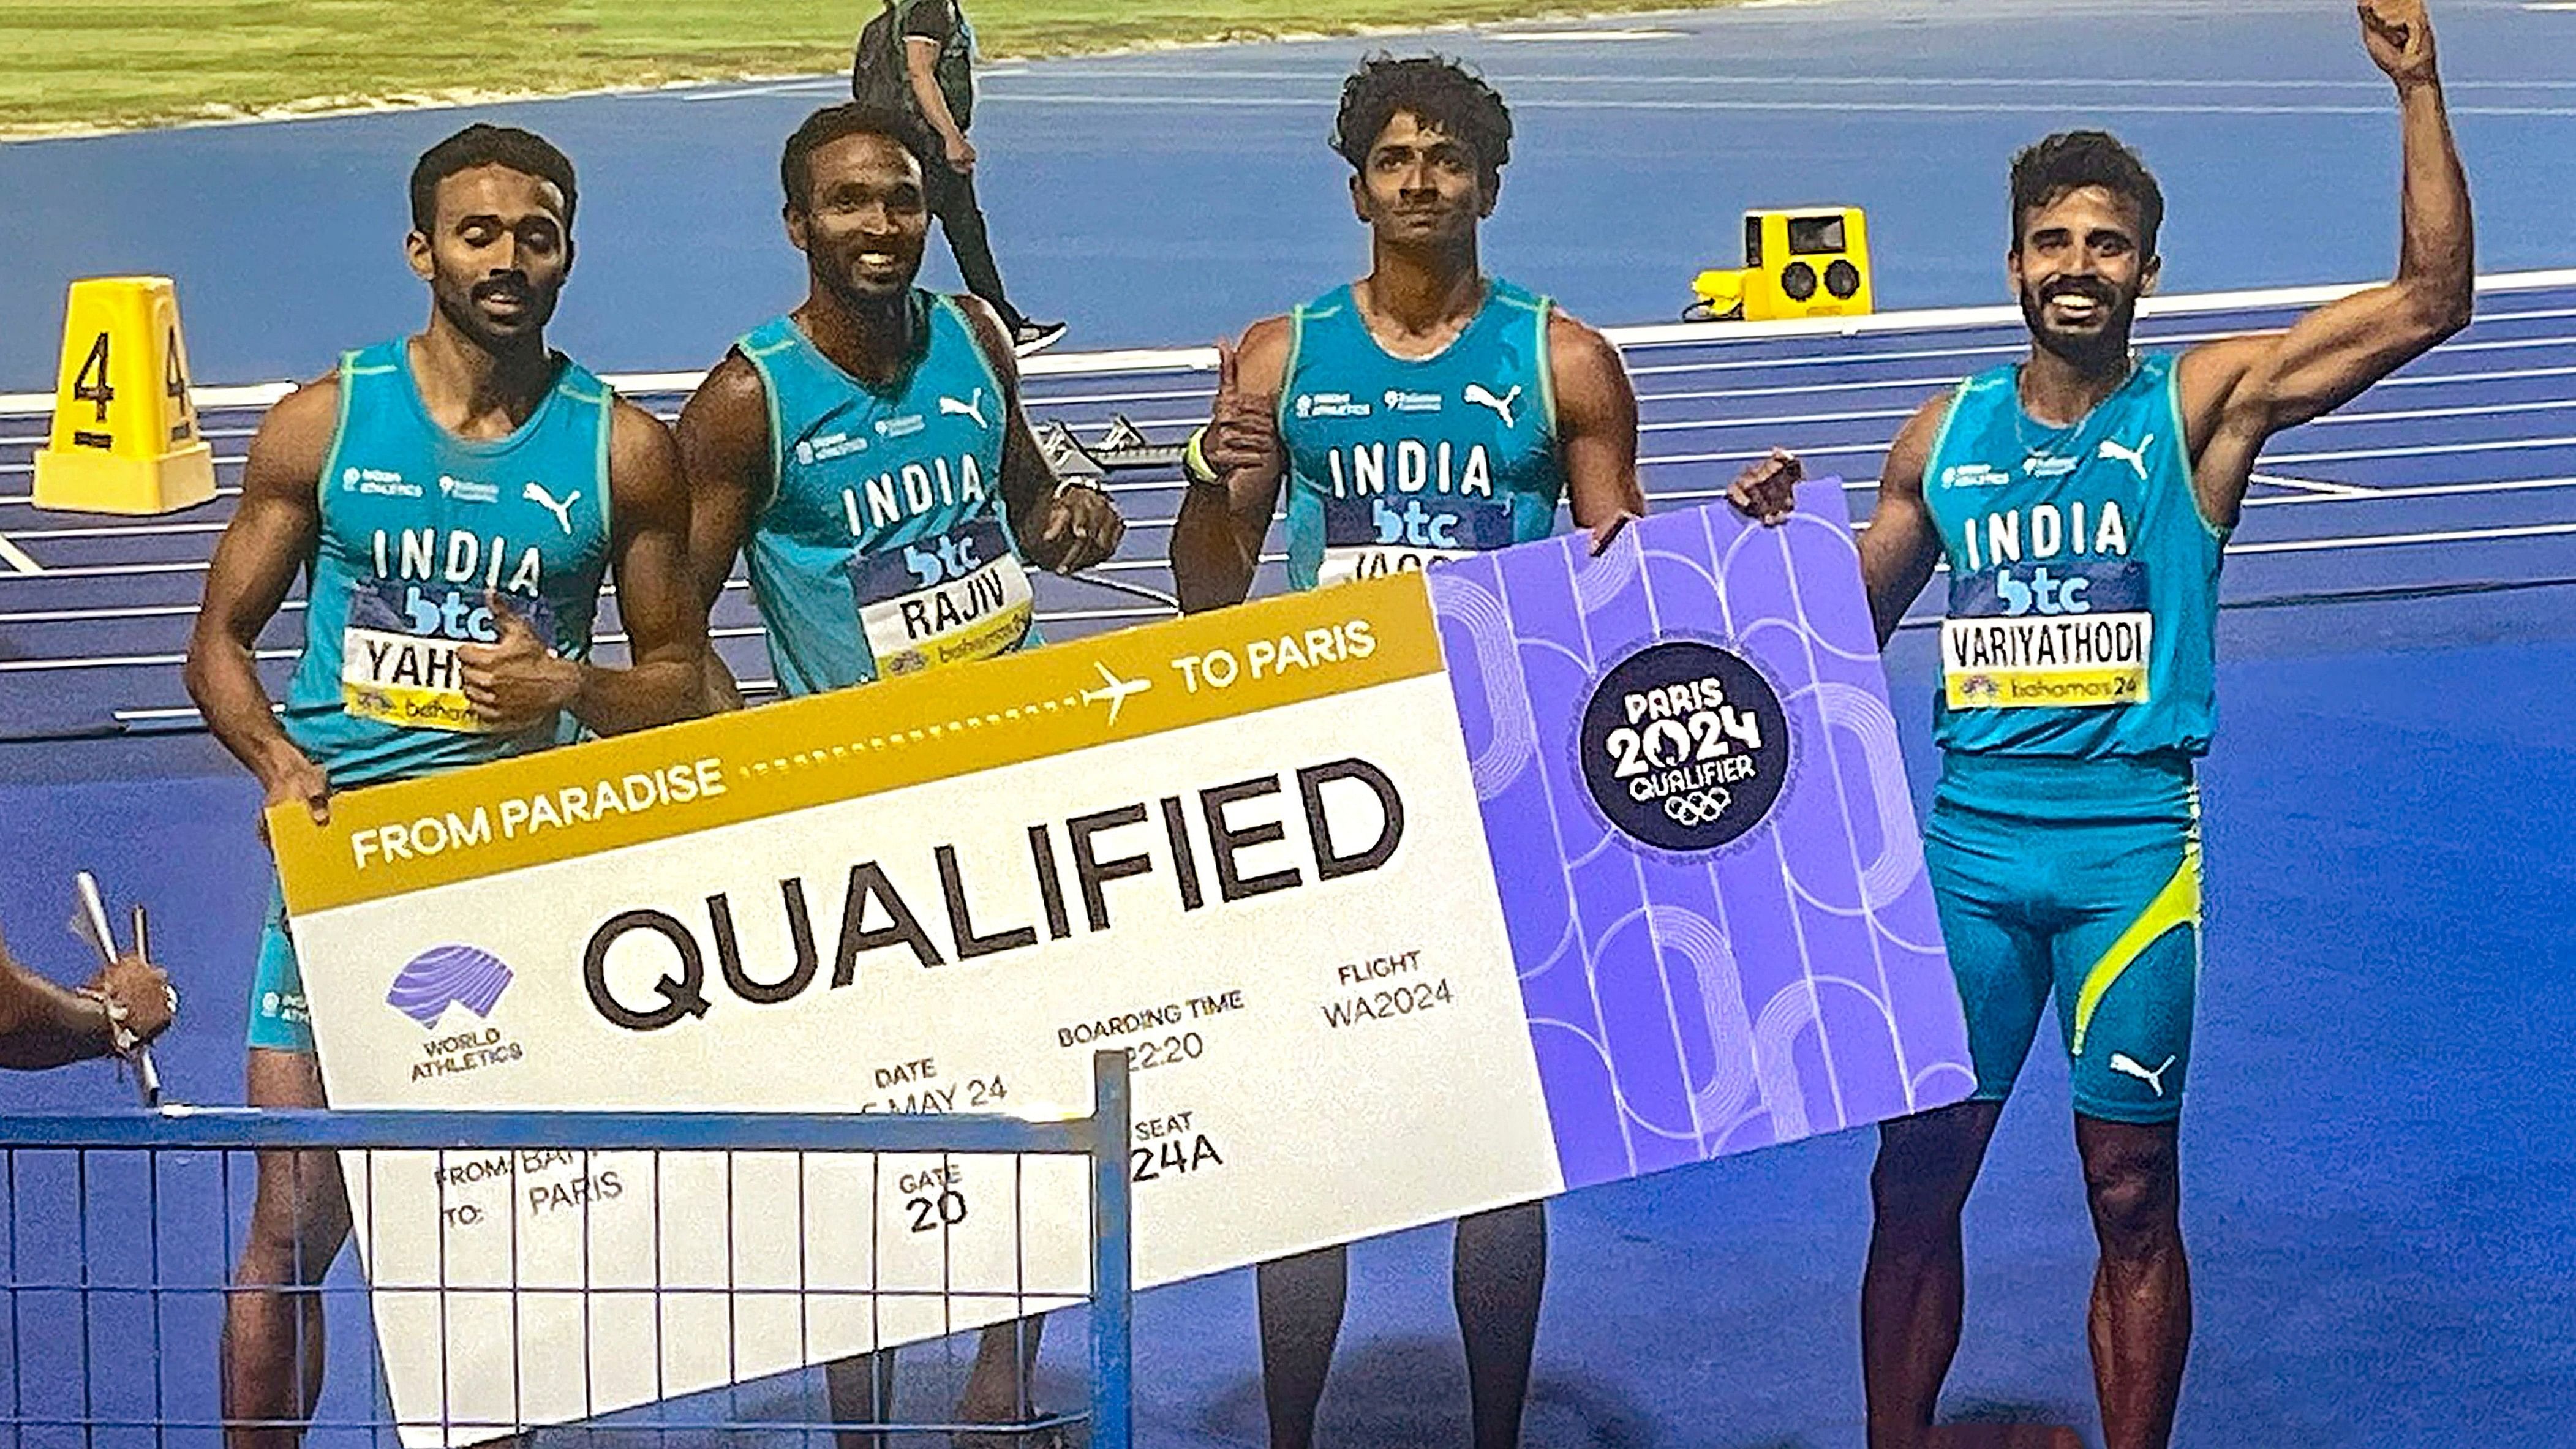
top-left (2230, 521), bottom-right (2576, 555)
top-left (0, 532), bottom-right (41, 574)
top-left (2264, 434), bottom-right (2576, 466)
top-left (2244, 476), bottom-right (2576, 508)
top-left (1489, 28), bottom-right (1685, 42)
top-left (2250, 472), bottom-right (2372, 497)
top-left (7, 270), bottom-right (2573, 415)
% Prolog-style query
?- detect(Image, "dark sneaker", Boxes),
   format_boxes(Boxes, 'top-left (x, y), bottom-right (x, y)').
top-left (1012, 320), bottom-right (1069, 356)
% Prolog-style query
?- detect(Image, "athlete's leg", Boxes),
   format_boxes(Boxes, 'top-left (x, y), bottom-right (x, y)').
top-left (2054, 819), bottom-right (2200, 1449)
top-left (2074, 1116), bottom-right (2188, 1449)
top-left (825, 1351), bottom-right (896, 1449)
top-left (1453, 1201), bottom-right (1545, 1449)
top-left (1861, 1100), bottom-right (2003, 1449)
top-left (1863, 805), bottom-right (2051, 1449)
top-left (922, 160), bottom-right (1028, 335)
top-left (955, 1317), bottom-right (1045, 1444)
top-left (222, 1048), bottom-right (352, 1449)
top-left (1256, 1244), bottom-right (1347, 1449)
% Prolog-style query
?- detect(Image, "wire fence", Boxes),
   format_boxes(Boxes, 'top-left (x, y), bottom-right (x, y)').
top-left (0, 1052), bottom-right (1134, 1449)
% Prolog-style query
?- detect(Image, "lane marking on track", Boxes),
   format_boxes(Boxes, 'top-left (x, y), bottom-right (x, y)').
top-left (2250, 473), bottom-right (2372, 497)
top-left (0, 532), bottom-right (40, 574)
top-left (6, 271), bottom-right (2573, 415)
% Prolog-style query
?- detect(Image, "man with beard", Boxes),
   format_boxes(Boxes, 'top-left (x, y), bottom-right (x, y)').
top-left (186, 123), bottom-right (706, 1445)
top-left (675, 102), bottom-right (1121, 1445)
top-left (1827, 4), bottom-right (2471, 1445)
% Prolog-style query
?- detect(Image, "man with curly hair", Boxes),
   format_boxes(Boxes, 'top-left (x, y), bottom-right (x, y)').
top-left (1170, 53), bottom-right (1781, 1449)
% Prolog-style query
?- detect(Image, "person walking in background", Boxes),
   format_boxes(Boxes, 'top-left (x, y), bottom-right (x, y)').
top-left (854, 0), bottom-right (1068, 356)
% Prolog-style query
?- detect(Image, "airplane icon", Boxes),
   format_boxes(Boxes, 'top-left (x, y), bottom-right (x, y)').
top-left (1080, 661), bottom-right (1152, 727)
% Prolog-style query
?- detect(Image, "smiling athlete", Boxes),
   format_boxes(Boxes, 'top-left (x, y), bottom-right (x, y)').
top-left (1787, 6), bottom-right (2473, 1445)
top-left (676, 102), bottom-right (1122, 1447)
top-left (186, 123), bottom-right (704, 1446)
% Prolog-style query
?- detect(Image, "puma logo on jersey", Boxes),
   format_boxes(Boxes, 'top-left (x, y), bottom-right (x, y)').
top-left (2097, 434), bottom-right (2154, 481)
top-left (522, 481), bottom-right (580, 535)
top-left (1463, 382), bottom-right (1522, 428)
top-left (2108, 1052), bottom-right (2178, 1096)
top-left (938, 388), bottom-right (989, 427)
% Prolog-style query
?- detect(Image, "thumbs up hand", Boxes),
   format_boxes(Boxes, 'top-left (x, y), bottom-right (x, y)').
top-left (458, 590), bottom-right (582, 732)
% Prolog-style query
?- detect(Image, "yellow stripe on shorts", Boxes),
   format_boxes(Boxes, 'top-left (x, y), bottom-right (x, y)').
top-left (2069, 841), bottom-right (2203, 1058)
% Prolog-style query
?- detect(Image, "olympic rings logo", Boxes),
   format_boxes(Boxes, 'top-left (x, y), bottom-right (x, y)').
top-left (1662, 788), bottom-right (1734, 827)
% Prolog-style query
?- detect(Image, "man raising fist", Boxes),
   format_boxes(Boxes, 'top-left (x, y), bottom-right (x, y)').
top-left (1776, 4), bottom-right (2472, 1445)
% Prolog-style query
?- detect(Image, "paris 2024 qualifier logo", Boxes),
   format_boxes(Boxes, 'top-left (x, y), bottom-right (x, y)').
top-left (1578, 641), bottom-right (1792, 854)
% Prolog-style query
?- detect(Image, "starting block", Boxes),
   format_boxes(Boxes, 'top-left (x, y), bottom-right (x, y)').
top-left (32, 276), bottom-right (217, 515)
top-left (1687, 206), bottom-right (1876, 323)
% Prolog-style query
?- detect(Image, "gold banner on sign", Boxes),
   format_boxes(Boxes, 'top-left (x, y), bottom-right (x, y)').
top-left (269, 571), bottom-right (1444, 915)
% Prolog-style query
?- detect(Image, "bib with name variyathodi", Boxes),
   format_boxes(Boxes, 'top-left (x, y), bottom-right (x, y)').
top-left (1921, 353), bottom-right (2226, 759)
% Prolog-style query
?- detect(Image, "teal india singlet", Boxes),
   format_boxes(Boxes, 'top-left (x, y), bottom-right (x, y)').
top-left (737, 292), bottom-right (1033, 696)
top-left (1920, 353), bottom-right (2227, 760)
top-left (1278, 278), bottom-right (1565, 590)
top-left (281, 341), bottom-right (614, 788)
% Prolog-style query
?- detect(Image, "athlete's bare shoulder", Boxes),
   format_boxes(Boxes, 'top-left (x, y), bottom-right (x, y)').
top-left (947, 292), bottom-right (1024, 389)
top-left (1543, 306), bottom-right (1624, 382)
top-left (606, 396), bottom-right (680, 484)
top-left (676, 348), bottom-right (772, 479)
top-left (243, 369), bottom-right (343, 491)
top-left (1878, 390), bottom-right (1956, 500)
top-left (1234, 314), bottom-right (1295, 396)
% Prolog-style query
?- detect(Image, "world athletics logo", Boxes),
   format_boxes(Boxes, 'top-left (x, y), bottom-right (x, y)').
top-left (385, 944), bottom-right (514, 1028)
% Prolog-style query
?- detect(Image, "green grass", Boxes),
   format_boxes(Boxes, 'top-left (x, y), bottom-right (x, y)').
top-left (1, 2), bottom-right (1721, 137)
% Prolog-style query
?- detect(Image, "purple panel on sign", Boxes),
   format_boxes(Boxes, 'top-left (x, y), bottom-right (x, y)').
top-left (1428, 487), bottom-right (1974, 1192)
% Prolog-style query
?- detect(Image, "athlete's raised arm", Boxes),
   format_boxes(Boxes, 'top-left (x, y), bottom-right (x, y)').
top-left (2177, 0), bottom-right (2471, 527)
top-left (1545, 310), bottom-right (1647, 551)
top-left (184, 377), bottom-right (337, 824)
top-left (955, 293), bottom-right (1124, 573)
top-left (1170, 316), bottom-right (1293, 612)
top-left (675, 352), bottom-right (772, 711)
top-left (1855, 394), bottom-right (1955, 649)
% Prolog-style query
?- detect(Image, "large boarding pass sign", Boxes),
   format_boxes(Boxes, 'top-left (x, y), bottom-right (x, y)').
top-left (274, 486), bottom-right (1973, 1445)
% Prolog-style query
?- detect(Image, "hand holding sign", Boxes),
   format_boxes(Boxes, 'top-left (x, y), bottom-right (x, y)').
top-left (458, 590), bottom-right (581, 732)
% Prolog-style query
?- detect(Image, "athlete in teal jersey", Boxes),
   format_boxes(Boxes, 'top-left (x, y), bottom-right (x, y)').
top-left (1752, 7), bottom-right (2474, 1445)
top-left (186, 125), bottom-right (704, 1447)
top-left (729, 290), bottom-right (1033, 695)
top-left (677, 103), bottom-right (1121, 1445)
top-left (1169, 57), bottom-right (1671, 1449)
top-left (278, 337), bottom-right (617, 783)
top-left (1274, 276), bottom-right (1564, 590)
top-left (1923, 350), bottom-right (2224, 764)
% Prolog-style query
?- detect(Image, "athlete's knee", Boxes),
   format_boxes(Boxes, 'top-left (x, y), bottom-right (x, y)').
top-left (2079, 1127), bottom-right (2180, 1252)
top-left (1870, 1104), bottom-right (1998, 1229)
top-left (239, 1157), bottom-right (352, 1287)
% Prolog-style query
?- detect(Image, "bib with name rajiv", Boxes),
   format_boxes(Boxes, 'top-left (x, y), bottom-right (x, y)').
top-left (737, 293), bottom-right (1034, 696)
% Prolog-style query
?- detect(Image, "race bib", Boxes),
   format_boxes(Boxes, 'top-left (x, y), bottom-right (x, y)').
top-left (341, 582), bottom-right (557, 734)
top-left (1318, 495), bottom-right (1518, 587)
top-left (849, 517), bottom-right (1035, 676)
top-left (1941, 559), bottom-right (2152, 710)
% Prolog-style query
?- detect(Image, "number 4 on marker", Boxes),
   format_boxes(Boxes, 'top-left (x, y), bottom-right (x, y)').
top-left (72, 332), bottom-right (113, 424)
